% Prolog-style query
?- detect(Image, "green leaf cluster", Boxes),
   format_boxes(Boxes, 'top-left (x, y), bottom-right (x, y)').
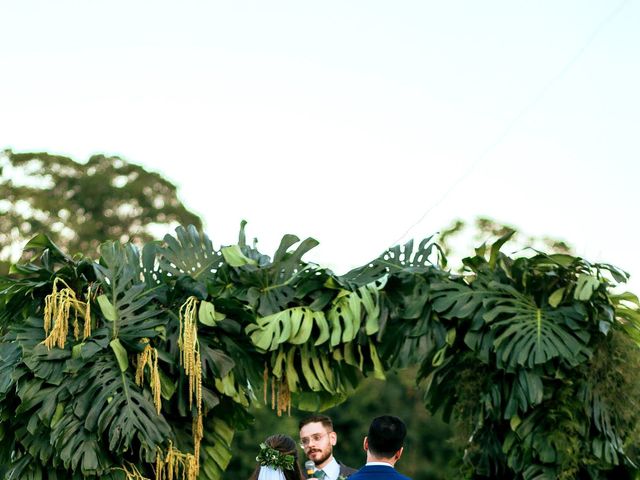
top-left (416, 237), bottom-right (640, 479)
top-left (0, 226), bottom-right (639, 479)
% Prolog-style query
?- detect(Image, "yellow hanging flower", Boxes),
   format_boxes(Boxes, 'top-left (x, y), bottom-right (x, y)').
top-left (42, 278), bottom-right (91, 349)
top-left (155, 442), bottom-right (198, 480)
top-left (178, 297), bottom-right (201, 409)
top-left (135, 341), bottom-right (162, 414)
top-left (83, 283), bottom-right (93, 340)
top-left (118, 462), bottom-right (150, 480)
top-left (263, 362), bottom-right (291, 416)
top-left (178, 296), bottom-right (204, 473)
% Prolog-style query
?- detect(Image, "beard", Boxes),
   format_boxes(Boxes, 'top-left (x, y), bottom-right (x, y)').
top-left (307, 446), bottom-right (333, 466)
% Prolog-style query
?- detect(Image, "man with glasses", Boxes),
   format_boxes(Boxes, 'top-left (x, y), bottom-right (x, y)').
top-left (299, 414), bottom-right (356, 479)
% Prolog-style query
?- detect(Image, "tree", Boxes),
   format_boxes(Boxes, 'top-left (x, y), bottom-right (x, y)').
top-left (438, 216), bottom-right (572, 261)
top-left (0, 150), bottom-right (201, 273)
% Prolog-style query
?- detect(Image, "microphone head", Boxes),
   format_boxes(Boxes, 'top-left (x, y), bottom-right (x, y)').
top-left (305, 460), bottom-right (315, 475)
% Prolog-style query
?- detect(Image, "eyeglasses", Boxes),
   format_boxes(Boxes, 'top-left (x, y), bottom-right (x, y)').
top-left (300, 432), bottom-right (330, 448)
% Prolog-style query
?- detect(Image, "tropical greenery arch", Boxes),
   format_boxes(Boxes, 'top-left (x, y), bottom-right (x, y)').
top-left (1, 224), bottom-right (639, 480)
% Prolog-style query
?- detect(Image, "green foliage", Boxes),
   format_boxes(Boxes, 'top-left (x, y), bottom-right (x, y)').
top-left (417, 237), bottom-right (640, 479)
top-left (1, 226), bottom-right (639, 479)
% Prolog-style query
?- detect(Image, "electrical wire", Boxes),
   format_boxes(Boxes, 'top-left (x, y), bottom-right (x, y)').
top-left (390, 0), bottom-right (633, 246)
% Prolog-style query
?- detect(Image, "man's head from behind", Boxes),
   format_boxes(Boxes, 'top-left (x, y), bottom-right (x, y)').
top-left (299, 414), bottom-right (337, 469)
top-left (364, 415), bottom-right (407, 463)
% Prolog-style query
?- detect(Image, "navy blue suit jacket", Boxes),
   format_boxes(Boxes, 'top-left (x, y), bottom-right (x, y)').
top-left (349, 464), bottom-right (412, 480)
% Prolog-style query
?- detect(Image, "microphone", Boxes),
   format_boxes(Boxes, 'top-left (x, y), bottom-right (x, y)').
top-left (305, 460), bottom-right (315, 476)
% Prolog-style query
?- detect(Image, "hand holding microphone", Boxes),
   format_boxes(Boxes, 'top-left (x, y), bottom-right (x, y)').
top-left (305, 460), bottom-right (315, 477)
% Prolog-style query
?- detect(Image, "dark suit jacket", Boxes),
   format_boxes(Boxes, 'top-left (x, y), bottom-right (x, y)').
top-left (348, 464), bottom-right (412, 480)
top-left (338, 462), bottom-right (358, 477)
top-left (303, 461), bottom-right (357, 478)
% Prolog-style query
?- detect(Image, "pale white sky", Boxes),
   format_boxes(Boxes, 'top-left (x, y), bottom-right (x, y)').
top-left (1, 1), bottom-right (639, 291)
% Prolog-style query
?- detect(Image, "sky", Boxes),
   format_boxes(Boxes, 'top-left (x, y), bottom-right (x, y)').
top-left (1, 1), bottom-right (639, 291)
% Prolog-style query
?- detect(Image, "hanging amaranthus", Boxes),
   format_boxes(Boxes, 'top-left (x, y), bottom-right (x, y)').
top-left (276, 375), bottom-right (291, 417)
top-left (118, 463), bottom-right (150, 480)
top-left (42, 278), bottom-right (91, 349)
top-left (262, 362), bottom-right (291, 416)
top-left (155, 442), bottom-right (198, 480)
top-left (178, 297), bottom-right (201, 409)
top-left (135, 341), bottom-right (162, 414)
top-left (83, 283), bottom-right (93, 339)
top-left (263, 363), bottom-right (269, 405)
top-left (178, 296), bottom-right (203, 473)
top-left (192, 413), bottom-right (203, 468)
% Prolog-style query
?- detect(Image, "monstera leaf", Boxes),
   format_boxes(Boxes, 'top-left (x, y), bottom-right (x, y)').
top-left (503, 404), bottom-right (599, 479)
top-left (73, 356), bottom-right (171, 459)
top-left (485, 283), bottom-right (591, 369)
top-left (578, 383), bottom-right (617, 443)
top-left (233, 234), bottom-right (321, 316)
top-left (611, 291), bottom-right (640, 343)
top-left (10, 380), bottom-right (115, 477)
top-left (138, 242), bottom-right (170, 304)
top-left (246, 283), bottom-right (297, 318)
top-left (15, 377), bottom-right (69, 431)
top-left (0, 342), bottom-right (21, 397)
top-left (270, 234), bottom-right (320, 279)
top-left (200, 343), bottom-right (235, 380)
top-left (51, 413), bottom-right (115, 476)
top-left (343, 237), bottom-right (443, 286)
top-left (94, 242), bottom-right (164, 344)
top-left (429, 277), bottom-right (496, 320)
top-left (13, 422), bottom-right (128, 479)
top-left (0, 453), bottom-right (78, 480)
top-left (158, 225), bottom-right (224, 281)
top-left (378, 272), bottom-right (450, 368)
top-left (246, 307), bottom-right (330, 352)
top-left (327, 283), bottom-right (381, 346)
top-left (23, 345), bottom-right (71, 386)
top-left (381, 304), bottom-right (447, 370)
top-left (0, 234), bottom-right (93, 328)
top-left (503, 370), bottom-right (544, 418)
top-left (199, 416), bottom-right (235, 480)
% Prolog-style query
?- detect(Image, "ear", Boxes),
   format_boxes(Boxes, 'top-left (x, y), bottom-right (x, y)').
top-left (394, 447), bottom-right (404, 461)
top-left (329, 431), bottom-right (337, 446)
top-left (363, 436), bottom-right (369, 452)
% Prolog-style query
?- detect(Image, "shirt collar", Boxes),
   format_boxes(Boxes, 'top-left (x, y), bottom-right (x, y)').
top-left (365, 461), bottom-right (394, 468)
top-left (318, 457), bottom-right (340, 480)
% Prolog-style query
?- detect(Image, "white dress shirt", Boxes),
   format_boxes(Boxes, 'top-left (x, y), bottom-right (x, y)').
top-left (316, 457), bottom-right (341, 480)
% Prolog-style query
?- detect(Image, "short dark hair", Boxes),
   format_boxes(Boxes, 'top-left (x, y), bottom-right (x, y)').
top-left (298, 414), bottom-right (333, 431)
top-left (367, 415), bottom-right (406, 458)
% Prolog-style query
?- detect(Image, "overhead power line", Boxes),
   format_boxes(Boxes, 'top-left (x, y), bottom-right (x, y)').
top-left (391, 0), bottom-right (632, 247)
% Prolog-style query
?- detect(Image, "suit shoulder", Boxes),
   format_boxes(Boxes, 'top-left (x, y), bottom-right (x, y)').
top-left (347, 467), bottom-right (411, 479)
top-left (338, 461), bottom-right (358, 475)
